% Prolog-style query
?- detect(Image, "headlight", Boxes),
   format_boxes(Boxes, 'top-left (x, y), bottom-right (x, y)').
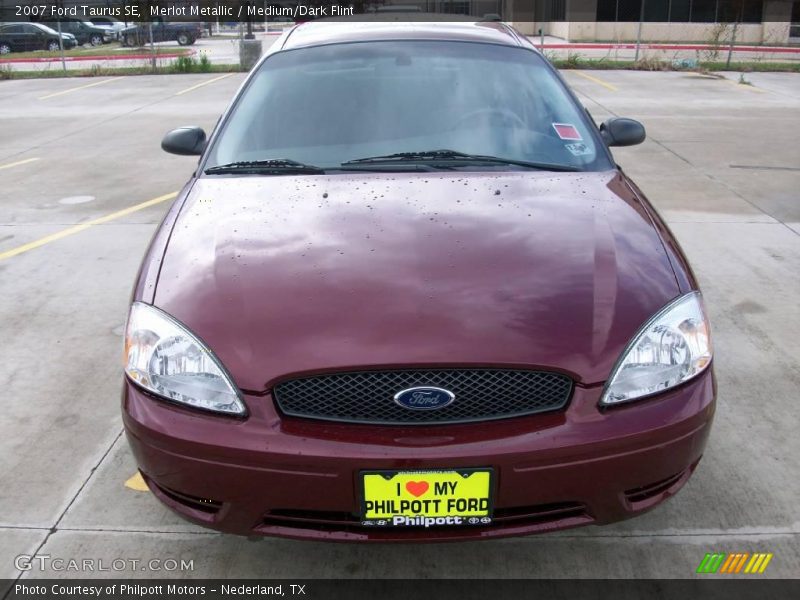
top-left (124, 302), bottom-right (246, 415)
top-left (600, 291), bottom-right (712, 406)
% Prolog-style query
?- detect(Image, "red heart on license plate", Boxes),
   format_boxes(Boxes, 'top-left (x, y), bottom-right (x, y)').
top-left (405, 481), bottom-right (429, 497)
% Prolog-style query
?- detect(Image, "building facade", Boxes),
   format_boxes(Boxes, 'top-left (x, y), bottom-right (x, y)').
top-left (505, 0), bottom-right (797, 44)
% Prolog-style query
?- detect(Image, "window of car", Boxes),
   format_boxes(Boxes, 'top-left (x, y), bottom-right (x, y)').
top-left (32, 23), bottom-right (58, 35)
top-left (206, 40), bottom-right (611, 173)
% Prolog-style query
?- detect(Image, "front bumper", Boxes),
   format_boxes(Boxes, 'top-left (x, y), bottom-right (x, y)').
top-left (123, 368), bottom-right (715, 542)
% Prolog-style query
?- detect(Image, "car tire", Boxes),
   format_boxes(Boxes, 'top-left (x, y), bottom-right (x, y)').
top-left (176, 33), bottom-right (193, 46)
top-left (90, 34), bottom-right (103, 46)
top-left (0, 42), bottom-right (11, 55)
top-left (46, 41), bottom-right (60, 52)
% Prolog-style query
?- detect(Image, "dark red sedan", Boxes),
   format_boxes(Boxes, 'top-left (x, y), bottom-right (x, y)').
top-left (123, 20), bottom-right (715, 541)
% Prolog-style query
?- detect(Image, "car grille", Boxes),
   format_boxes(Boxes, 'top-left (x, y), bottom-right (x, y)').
top-left (272, 369), bottom-right (573, 425)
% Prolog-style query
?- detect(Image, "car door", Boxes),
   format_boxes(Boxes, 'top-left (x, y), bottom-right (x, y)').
top-left (0, 25), bottom-right (17, 51)
top-left (20, 24), bottom-right (44, 51)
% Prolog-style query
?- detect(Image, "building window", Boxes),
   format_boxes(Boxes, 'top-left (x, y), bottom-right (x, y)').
top-left (670, 0), bottom-right (692, 21)
top-left (595, 0), bottom-right (764, 23)
top-left (439, 1), bottom-right (471, 15)
top-left (692, 0), bottom-right (717, 22)
top-left (644, 0), bottom-right (670, 20)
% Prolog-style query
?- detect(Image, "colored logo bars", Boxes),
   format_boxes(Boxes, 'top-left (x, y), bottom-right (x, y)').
top-left (696, 552), bottom-right (773, 574)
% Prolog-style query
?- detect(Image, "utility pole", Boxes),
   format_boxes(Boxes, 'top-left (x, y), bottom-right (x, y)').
top-left (634, 0), bottom-right (646, 63)
top-left (245, 2), bottom-right (254, 40)
top-left (56, 0), bottom-right (66, 73)
top-left (149, 22), bottom-right (155, 71)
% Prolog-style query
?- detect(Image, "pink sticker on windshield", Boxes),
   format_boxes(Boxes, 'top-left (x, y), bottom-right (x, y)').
top-left (553, 123), bottom-right (582, 141)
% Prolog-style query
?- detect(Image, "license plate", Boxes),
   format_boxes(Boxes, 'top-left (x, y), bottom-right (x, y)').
top-left (360, 469), bottom-right (493, 527)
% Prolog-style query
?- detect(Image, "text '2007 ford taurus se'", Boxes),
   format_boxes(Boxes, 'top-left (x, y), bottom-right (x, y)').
top-left (122, 20), bottom-right (715, 541)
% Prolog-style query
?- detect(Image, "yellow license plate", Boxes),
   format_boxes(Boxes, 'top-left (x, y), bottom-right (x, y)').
top-left (361, 469), bottom-right (493, 527)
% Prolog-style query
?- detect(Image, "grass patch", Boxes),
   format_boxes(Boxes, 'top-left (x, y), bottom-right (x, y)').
top-left (0, 43), bottom-right (193, 60)
top-left (0, 63), bottom-right (242, 79)
top-left (551, 56), bottom-right (800, 73)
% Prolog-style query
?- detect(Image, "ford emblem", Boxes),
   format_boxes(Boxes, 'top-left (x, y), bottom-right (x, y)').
top-left (393, 387), bottom-right (455, 410)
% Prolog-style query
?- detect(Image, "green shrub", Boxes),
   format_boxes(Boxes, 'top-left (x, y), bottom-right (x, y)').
top-left (565, 53), bottom-right (583, 68)
top-left (199, 53), bottom-right (211, 72)
top-left (172, 55), bottom-right (196, 73)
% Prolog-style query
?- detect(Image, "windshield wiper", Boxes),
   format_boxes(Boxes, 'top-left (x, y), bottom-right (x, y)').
top-left (205, 159), bottom-right (325, 175)
top-left (342, 150), bottom-right (580, 172)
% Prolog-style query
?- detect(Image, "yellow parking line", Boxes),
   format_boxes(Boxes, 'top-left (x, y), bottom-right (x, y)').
top-left (0, 157), bottom-right (40, 171)
top-left (174, 73), bottom-right (234, 96)
top-left (726, 79), bottom-right (766, 94)
top-left (689, 72), bottom-right (765, 93)
top-left (38, 77), bottom-right (120, 100)
top-left (0, 191), bottom-right (177, 262)
top-left (571, 71), bottom-right (618, 92)
top-left (124, 472), bottom-right (150, 492)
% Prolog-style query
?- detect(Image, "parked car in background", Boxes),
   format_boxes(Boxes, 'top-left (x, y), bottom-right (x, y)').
top-left (120, 20), bottom-right (203, 47)
top-left (0, 22), bottom-right (78, 53)
top-left (41, 18), bottom-right (110, 46)
top-left (88, 16), bottom-right (128, 41)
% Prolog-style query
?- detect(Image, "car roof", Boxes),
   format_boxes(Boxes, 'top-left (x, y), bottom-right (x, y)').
top-left (280, 18), bottom-right (528, 52)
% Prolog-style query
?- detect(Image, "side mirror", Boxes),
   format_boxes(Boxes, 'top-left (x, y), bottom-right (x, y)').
top-left (161, 126), bottom-right (207, 156)
top-left (599, 118), bottom-right (646, 147)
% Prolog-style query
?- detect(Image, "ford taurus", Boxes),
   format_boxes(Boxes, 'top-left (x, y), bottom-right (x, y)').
top-left (123, 20), bottom-right (715, 541)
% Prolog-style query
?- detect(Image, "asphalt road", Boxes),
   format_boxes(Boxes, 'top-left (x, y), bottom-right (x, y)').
top-left (0, 70), bottom-right (798, 583)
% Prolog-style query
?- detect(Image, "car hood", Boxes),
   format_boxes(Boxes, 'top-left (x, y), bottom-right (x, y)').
top-left (154, 171), bottom-right (679, 391)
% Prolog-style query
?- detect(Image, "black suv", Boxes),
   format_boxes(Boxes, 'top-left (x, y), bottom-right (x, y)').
top-left (120, 20), bottom-right (203, 47)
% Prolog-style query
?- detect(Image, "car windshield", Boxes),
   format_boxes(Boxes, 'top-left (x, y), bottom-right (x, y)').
top-left (206, 40), bottom-right (611, 173)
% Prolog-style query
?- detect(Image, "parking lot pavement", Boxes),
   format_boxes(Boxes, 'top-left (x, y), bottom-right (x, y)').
top-left (0, 71), bottom-right (798, 583)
